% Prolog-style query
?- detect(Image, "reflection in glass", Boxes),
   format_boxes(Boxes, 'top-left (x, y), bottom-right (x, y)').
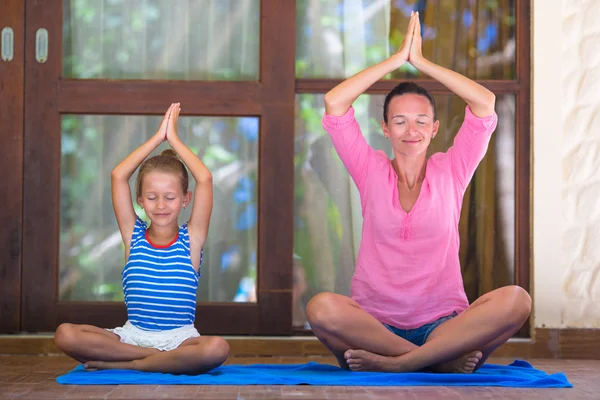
top-left (60, 115), bottom-right (259, 302)
top-left (296, 0), bottom-right (515, 80)
top-left (63, 0), bottom-right (260, 80)
top-left (293, 93), bottom-right (515, 328)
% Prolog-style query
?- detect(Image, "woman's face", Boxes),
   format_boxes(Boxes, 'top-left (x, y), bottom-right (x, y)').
top-left (382, 94), bottom-right (439, 158)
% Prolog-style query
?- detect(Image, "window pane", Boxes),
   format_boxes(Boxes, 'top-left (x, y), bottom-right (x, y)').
top-left (60, 115), bottom-right (259, 303)
top-left (296, 0), bottom-right (515, 80)
top-left (293, 93), bottom-right (515, 328)
top-left (63, 0), bottom-right (260, 80)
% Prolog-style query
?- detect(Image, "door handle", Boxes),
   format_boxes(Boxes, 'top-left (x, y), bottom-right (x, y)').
top-left (36, 28), bottom-right (48, 63)
top-left (1, 27), bottom-right (14, 62)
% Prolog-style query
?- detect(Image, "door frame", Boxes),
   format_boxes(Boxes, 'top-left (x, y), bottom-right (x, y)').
top-left (20, 0), bottom-right (295, 335)
top-left (0, 0), bottom-right (25, 334)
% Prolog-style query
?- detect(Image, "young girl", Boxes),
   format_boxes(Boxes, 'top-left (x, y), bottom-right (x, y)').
top-left (306, 12), bottom-right (531, 373)
top-left (54, 103), bottom-right (230, 375)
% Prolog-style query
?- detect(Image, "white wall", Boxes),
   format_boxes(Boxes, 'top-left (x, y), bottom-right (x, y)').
top-left (533, 0), bottom-right (600, 328)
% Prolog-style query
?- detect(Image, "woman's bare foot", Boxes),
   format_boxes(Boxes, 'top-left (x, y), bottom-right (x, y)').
top-left (344, 349), bottom-right (483, 373)
top-left (344, 349), bottom-right (399, 372)
top-left (430, 350), bottom-right (483, 373)
top-left (84, 360), bottom-right (135, 371)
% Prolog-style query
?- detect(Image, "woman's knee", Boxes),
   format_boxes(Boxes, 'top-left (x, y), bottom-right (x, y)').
top-left (500, 285), bottom-right (532, 322)
top-left (513, 286), bottom-right (532, 317)
top-left (305, 292), bottom-right (347, 326)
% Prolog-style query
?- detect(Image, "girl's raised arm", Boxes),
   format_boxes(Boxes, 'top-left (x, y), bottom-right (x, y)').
top-left (111, 104), bottom-right (174, 250)
top-left (166, 104), bottom-right (213, 270)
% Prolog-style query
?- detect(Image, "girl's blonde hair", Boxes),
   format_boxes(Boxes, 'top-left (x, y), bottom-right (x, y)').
top-left (135, 149), bottom-right (189, 198)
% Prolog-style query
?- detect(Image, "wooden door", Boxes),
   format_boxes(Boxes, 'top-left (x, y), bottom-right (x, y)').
top-left (20, 0), bottom-right (295, 335)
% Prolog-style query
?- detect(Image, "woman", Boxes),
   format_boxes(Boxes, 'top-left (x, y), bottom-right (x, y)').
top-left (306, 12), bottom-right (531, 374)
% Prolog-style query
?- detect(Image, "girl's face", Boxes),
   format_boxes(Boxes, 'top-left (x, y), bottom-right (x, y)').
top-left (137, 171), bottom-right (190, 227)
top-left (382, 94), bottom-right (439, 158)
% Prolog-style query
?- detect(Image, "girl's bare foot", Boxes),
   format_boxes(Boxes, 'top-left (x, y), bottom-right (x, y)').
top-left (84, 360), bottom-right (135, 371)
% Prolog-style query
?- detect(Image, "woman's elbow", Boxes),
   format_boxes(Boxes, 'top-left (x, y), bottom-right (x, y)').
top-left (323, 93), bottom-right (349, 117)
top-left (486, 92), bottom-right (496, 109)
top-left (324, 92), bottom-right (336, 109)
top-left (471, 92), bottom-right (496, 117)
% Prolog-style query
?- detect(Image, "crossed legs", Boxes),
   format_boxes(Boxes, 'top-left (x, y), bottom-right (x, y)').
top-left (306, 285), bottom-right (531, 373)
top-left (54, 323), bottom-right (229, 375)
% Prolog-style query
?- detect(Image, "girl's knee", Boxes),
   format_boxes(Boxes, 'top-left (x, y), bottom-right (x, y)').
top-left (54, 323), bottom-right (77, 350)
top-left (205, 337), bottom-right (230, 364)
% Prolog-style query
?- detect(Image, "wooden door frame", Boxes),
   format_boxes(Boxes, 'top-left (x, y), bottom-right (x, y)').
top-left (0, 0), bottom-right (25, 334)
top-left (21, 0), bottom-right (295, 335)
top-left (10, 0), bottom-right (531, 336)
top-left (293, 0), bottom-right (531, 337)
top-left (514, 0), bottom-right (531, 337)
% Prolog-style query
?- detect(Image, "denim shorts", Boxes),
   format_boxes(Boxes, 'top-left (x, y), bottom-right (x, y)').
top-left (383, 312), bottom-right (458, 346)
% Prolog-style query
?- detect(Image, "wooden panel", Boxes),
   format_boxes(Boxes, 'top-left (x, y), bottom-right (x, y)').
top-left (258, 291), bottom-right (293, 335)
top-left (296, 2), bottom-right (532, 340)
top-left (558, 329), bottom-right (600, 359)
top-left (55, 303), bottom-right (260, 335)
top-left (515, 0), bottom-right (532, 338)
top-left (195, 303), bottom-right (262, 335)
top-left (256, 0), bottom-right (296, 334)
top-left (20, 0), bottom-right (292, 335)
top-left (0, 0), bottom-right (24, 334)
top-left (257, 103), bottom-right (295, 296)
top-left (18, 0), bottom-right (530, 338)
top-left (58, 80), bottom-right (263, 115)
top-left (21, 0), bottom-right (62, 332)
top-left (3, 328), bottom-right (600, 359)
top-left (55, 303), bottom-right (128, 329)
top-left (296, 79), bottom-right (521, 94)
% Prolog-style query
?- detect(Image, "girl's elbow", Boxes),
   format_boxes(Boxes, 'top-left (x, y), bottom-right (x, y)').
top-left (111, 167), bottom-right (132, 183)
top-left (111, 168), bottom-right (124, 181)
top-left (197, 172), bottom-right (213, 184)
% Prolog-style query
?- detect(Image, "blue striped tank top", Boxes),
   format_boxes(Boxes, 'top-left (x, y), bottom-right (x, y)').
top-left (122, 217), bottom-right (203, 331)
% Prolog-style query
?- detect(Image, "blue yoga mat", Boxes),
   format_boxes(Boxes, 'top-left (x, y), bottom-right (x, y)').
top-left (57, 360), bottom-right (571, 387)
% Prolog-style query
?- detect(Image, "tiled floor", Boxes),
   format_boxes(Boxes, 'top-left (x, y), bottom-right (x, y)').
top-left (0, 355), bottom-right (596, 399)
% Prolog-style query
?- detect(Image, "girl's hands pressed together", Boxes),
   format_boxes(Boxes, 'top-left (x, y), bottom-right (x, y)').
top-left (156, 103), bottom-right (175, 142)
top-left (166, 102), bottom-right (181, 144)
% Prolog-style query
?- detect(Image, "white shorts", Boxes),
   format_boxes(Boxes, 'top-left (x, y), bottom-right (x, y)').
top-left (107, 321), bottom-right (200, 351)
